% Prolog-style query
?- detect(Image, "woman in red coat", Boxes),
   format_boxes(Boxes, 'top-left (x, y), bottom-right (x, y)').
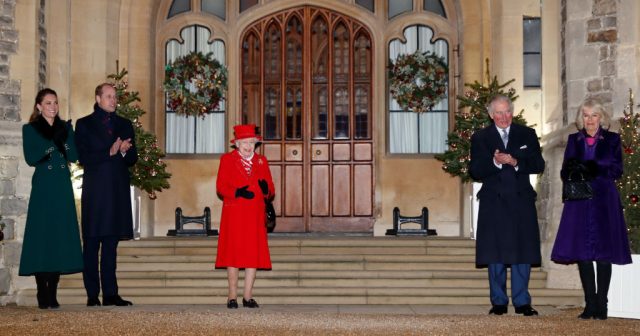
top-left (215, 124), bottom-right (274, 309)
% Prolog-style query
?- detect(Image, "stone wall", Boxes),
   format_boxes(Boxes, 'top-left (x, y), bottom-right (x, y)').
top-left (544, 0), bottom-right (640, 289)
top-left (0, 0), bottom-right (22, 303)
top-left (565, 0), bottom-right (618, 123)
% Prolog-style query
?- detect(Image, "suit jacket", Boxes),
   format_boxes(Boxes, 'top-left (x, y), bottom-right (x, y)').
top-left (75, 105), bottom-right (138, 239)
top-left (469, 123), bottom-right (545, 265)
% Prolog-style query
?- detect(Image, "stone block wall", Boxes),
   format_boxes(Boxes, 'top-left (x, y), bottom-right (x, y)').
top-left (0, 0), bottom-right (46, 305)
top-left (0, 0), bottom-right (21, 303)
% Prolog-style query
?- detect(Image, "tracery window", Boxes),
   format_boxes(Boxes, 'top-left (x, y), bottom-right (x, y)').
top-left (165, 25), bottom-right (226, 154)
top-left (388, 25), bottom-right (449, 154)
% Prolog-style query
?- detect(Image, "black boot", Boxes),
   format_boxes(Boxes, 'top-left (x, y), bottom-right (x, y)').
top-left (577, 261), bottom-right (597, 319)
top-left (595, 261), bottom-right (612, 320)
top-left (47, 273), bottom-right (61, 309)
top-left (34, 273), bottom-right (49, 309)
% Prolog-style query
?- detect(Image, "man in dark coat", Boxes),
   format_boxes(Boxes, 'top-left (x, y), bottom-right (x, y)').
top-left (469, 95), bottom-right (545, 317)
top-left (75, 83), bottom-right (137, 307)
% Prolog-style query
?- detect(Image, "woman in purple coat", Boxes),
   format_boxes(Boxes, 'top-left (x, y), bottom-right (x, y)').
top-left (551, 99), bottom-right (632, 320)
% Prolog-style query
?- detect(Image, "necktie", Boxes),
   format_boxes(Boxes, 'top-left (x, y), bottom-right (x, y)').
top-left (501, 129), bottom-right (508, 148)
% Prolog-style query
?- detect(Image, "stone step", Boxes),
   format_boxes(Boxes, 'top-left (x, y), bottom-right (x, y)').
top-left (35, 237), bottom-right (582, 307)
top-left (58, 277), bottom-right (549, 289)
top-left (20, 287), bottom-right (583, 306)
top-left (118, 237), bottom-right (477, 248)
top-left (60, 270), bottom-right (548, 280)
top-left (118, 246), bottom-right (475, 256)
top-left (115, 254), bottom-right (477, 263)
top-left (116, 237), bottom-right (476, 256)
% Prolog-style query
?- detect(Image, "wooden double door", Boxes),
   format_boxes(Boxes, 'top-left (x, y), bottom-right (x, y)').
top-left (241, 6), bottom-right (374, 232)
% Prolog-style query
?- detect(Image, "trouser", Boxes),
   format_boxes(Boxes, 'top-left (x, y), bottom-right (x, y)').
top-left (488, 263), bottom-right (531, 307)
top-left (83, 236), bottom-right (120, 298)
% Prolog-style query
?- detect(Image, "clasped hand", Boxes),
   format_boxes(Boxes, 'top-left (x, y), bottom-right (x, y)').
top-left (110, 137), bottom-right (133, 156)
top-left (235, 185), bottom-right (255, 199)
top-left (494, 149), bottom-right (518, 167)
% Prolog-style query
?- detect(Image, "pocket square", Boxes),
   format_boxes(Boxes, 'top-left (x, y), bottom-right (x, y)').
top-left (520, 145), bottom-right (528, 149)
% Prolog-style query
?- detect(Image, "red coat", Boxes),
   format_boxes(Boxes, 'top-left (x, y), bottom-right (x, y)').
top-left (215, 150), bottom-right (274, 269)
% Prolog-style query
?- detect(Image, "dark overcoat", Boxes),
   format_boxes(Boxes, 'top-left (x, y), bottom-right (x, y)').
top-left (469, 123), bottom-right (545, 266)
top-left (19, 121), bottom-right (84, 276)
top-left (551, 129), bottom-right (632, 265)
top-left (75, 105), bottom-right (137, 239)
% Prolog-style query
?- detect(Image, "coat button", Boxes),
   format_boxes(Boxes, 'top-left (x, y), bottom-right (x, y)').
top-left (61, 164), bottom-right (66, 168)
top-left (48, 165), bottom-right (53, 170)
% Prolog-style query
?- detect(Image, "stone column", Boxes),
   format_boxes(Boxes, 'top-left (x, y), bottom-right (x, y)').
top-left (0, 0), bottom-right (22, 304)
top-left (0, 0), bottom-right (47, 305)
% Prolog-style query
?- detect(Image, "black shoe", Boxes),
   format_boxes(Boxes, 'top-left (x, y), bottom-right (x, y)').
top-left (488, 305), bottom-right (507, 315)
top-left (103, 295), bottom-right (133, 306)
top-left (578, 305), bottom-right (596, 319)
top-left (242, 298), bottom-right (260, 308)
top-left (48, 298), bottom-right (60, 309)
top-left (87, 297), bottom-right (101, 307)
top-left (515, 304), bottom-right (539, 316)
top-left (594, 307), bottom-right (608, 320)
top-left (227, 299), bottom-right (238, 309)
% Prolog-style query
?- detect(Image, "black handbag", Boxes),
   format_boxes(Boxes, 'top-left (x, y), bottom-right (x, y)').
top-left (562, 170), bottom-right (593, 202)
top-left (265, 200), bottom-right (276, 233)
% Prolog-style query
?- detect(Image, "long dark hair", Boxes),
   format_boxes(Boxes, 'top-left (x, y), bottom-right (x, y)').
top-left (28, 88), bottom-right (58, 123)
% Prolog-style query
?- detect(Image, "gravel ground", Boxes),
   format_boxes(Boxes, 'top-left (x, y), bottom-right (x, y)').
top-left (0, 306), bottom-right (639, 336)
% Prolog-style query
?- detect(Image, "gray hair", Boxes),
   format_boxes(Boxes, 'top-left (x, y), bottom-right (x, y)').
top-left (575, 98), bottom-right (611, 130)
top-left (487, 95), bottom-right (514, 115)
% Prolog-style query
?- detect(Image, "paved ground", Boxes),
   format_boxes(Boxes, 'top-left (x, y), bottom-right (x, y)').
top-left (1, 304), bottom-right (639, 335)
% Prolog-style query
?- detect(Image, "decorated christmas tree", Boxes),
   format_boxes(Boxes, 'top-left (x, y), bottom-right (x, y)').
top-left (108, 65), bottom-right (171, 199)
top-left (435, 64), bottom-right (531, 182)
top-left (617, 90), bottom-right (640, 253)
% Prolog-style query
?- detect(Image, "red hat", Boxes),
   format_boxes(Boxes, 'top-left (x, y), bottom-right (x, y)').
top-left (230, 124), bottom-right (262, 143)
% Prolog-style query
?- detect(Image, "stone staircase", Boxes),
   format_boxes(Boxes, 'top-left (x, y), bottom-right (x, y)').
top-left (20, 236), bottom-right (583, 306)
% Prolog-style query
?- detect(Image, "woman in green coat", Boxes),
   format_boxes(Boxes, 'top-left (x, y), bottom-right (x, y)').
top-left (19, 88), bottom-right (83, 309)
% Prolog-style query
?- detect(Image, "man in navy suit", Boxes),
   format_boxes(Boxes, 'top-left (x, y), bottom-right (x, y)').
top-left (75, 83), bottom-right (137, 306)
top-left (469, 95), bottom-right (545, 316)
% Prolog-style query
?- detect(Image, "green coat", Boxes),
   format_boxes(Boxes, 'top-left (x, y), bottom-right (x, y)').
top-left (19, 122), bottom-right (83, 276)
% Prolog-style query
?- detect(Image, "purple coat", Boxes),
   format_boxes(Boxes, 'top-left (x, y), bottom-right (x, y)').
top-left (551, 129), bottom-right (632, 265)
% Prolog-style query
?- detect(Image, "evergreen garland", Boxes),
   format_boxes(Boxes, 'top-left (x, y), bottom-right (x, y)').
top-left (164, 51), bottom-right (227, 118)
top-left (389, 50), bottom-right (448, 113)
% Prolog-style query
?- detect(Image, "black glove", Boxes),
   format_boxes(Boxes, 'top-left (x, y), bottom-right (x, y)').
top-left (235, 185), bottom-right (254, 199)
top-left (258, 179), bottom-right (269, 196)
top-left (583, 160), bottom-right (599, 179)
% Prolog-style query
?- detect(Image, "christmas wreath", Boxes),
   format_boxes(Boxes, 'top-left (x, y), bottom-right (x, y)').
top-left (389, 50), bottom-right (448, 113)
top-left (164, 51), bottom-right (228, 118)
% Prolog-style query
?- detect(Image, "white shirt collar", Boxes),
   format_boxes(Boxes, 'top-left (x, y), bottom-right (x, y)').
top-left (495, 125), bottom-right (511, 134)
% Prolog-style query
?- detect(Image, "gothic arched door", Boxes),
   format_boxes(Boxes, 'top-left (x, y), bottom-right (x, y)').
top-left (241, 6), bottom-right (373, 232)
